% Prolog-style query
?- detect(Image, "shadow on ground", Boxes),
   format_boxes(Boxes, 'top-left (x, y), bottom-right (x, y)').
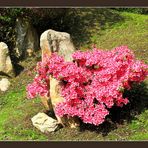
top-left (79, 82), bottom-right (148, 136)
top-left (13, 63), bottom-right (24, 76)
top-left (35, 8), bottom-right (124, 49)
top-left (62, 8), bottom-right (124, 49)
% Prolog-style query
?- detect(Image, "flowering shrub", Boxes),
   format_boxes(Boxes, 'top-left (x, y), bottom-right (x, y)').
top-left (27, 46), bottom-right (148, 125)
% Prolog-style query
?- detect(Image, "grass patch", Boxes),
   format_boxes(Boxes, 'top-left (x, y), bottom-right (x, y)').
top-left (0, 86), bottom-right (48, 140)
top-left (89, 12), bottom-right (148, 64)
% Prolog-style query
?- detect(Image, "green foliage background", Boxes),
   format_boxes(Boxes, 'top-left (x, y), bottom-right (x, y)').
top-left (1, 8), bottom-right (147, 52)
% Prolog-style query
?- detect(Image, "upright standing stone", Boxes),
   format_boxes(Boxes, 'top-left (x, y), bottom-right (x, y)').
top-left (14, 17), bottom-right (39, 59)
top-left (40, 29), bottom-right (76, 110)
top-left (0, 42), bottom-right (15, 77)
top-left (40, 29), bottom-right (76, 62)
top-left (40, 29), bottom-right (79, 128)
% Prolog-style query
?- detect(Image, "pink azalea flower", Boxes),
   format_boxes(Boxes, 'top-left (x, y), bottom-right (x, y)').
top-left (27, 46), bottom-right (148, 125)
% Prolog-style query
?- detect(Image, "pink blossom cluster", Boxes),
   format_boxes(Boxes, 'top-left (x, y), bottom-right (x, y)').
top-left (27, 60), bottom-right (50, 98)
top-left (27, 46), bottom-right (148, 125)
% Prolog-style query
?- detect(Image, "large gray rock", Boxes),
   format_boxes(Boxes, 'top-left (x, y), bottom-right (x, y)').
top-left (40, 29), bottom-right (76, 62)
top-left (0, 42), bottom-right (15, 77)
top-left (14, 17), bottom-right (39, 58)
top-left (31, 112), bottom-right (58, 133)
top-left (0, 78), bottom-right (10, 92)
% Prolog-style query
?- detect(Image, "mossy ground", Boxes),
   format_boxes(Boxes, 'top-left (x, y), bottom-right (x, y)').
top-left (0, 10), bottom-right (148, 141)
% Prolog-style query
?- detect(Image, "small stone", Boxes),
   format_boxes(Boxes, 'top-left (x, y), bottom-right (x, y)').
top-left (31, 112), bottom-right (58, 133)
top-left (0, 78), bottom-right (10, 91)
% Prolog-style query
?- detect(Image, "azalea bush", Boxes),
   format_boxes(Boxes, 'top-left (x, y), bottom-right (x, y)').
top-left (27, 46), bottom-right (148, 125)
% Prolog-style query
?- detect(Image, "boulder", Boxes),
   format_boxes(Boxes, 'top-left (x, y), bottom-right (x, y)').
top-left (0, 78), bottom-right (10, 92)
top-left (40, 29), bottom-right (79, 128)
top-left (14, 17), bottom-right (39, 59)
top-left (0, 42), bottom-right (15, 77)
top-left (31, 112), bottom-right (58, 133)
top-left (39, 29), bottom-right (76, 111)
top-left (40, 29), bottom-right (76, 62)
